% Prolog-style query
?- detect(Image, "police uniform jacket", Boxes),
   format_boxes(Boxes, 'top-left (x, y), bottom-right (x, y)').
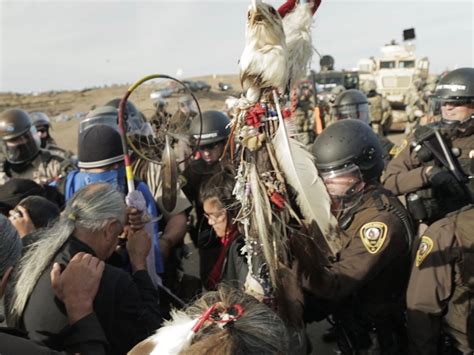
top-left (406, 206), bottom-right (474, 354)
top-left (302, 184), bottom-right (412, 322)
top-left (383, 122), bottom-right (474, 197)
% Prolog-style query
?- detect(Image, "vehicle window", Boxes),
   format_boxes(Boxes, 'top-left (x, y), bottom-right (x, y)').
top-left (379, 61), bottom-right (396, 69)
top-left (399, 60), bottom-right (415, 68)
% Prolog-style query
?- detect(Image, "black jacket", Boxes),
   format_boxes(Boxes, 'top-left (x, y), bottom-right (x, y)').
top-left (18, 236), bottom-right (161, 355)
top-left (0, 313), bottom-right (107, 355)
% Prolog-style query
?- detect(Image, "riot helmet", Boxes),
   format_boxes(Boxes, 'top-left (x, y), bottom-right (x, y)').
top-left (188, 110), bottom-right (230, 147)
top-left (178, 95), bottom-right (198, 115)
top-left (105, 98), bottom-right (154, 136)
top-left (312, 119), bottom-right (384, 182)
top-left (361, 80), bottom-right (377, 96)
top-left (30, 112), bottom-right (50, 129)
top-left (0, 109), bottom-right (40, 164)
top-left (311, 119), bottom-right (384, 212)
top-left (80, 106), bottom-right (119, 133)
top-left (429, 67), bottom-right (474, 123)
top-left (154, 98), bottom-right (168, 109)
top-left (30, 112), bottom-right (52, 148)
top-left (333, 89), bottom-right (370, 124)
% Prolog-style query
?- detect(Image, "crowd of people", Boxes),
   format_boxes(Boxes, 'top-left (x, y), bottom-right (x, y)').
top-left (0, 66), bottom-right (472, 355)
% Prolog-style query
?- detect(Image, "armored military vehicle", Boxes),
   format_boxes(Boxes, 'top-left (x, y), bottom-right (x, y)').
top-left (357, 28), bottom-right (430, 130)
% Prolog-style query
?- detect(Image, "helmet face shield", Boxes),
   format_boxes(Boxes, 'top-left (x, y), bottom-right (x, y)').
top-left (79, 115), bottom-right (118, 133)
top-left (334, 103), bottom-right (370, 124)
top-left (1, 127), bottom-right (40, 164)
top-left (429, 97), bottom-right (474, 123)
top-left (320, 164), bottom-right (365, 213)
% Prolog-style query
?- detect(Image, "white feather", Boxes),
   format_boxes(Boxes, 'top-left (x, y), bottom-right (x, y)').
top-left (133, 310), bottom-right (198, 355)
top-left (249, 164), bottom-right (278, 286)
top-left (283, 2), bottom-right (314, 89)
top-left (271, 92), bottom-right (341, 256)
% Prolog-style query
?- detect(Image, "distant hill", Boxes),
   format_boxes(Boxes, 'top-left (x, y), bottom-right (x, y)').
top-left (0, 74), bottom-right (241, 153)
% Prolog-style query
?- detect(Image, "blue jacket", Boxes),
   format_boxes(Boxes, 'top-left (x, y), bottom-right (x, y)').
top-left (64, 169), bottom-right (163, 274)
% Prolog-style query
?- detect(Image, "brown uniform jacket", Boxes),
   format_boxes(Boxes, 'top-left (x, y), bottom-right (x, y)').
top-left (383, 123), bottom-right (474, 196)
top-left (406, 206), bottom-right (474, 354)
top-left (303, 185), bottom-right (411, 320)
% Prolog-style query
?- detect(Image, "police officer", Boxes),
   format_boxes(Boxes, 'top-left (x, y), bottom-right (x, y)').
top-left (150, 98), bottom-right (171, 131)
top-left (0, 109), bottom-right (74, 186)
top-left (294, 81), bottom-right (315, 145)
top-left (383, 67), bottom-right (474, 225)
top-left (30, 111), bottom-right (74, 160)
top-left (332, 89), bottom-right (396, 163)
top-left (29, 112), bottom-right (57, 148)
top-left (169, 96), bottom-right (198, 171)
top-left (362, 80), bottom-right (392, 136)
top-left (406, 202), bottom-right (474, 355)
top-left (300, 119), bottom-right (413, 354)
top-left (181, 110), bottom-right (231, 287)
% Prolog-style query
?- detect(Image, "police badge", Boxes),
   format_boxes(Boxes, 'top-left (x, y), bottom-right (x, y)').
top-left (415, 235), bottom-right (433, 267)
top-left (359, 222), bottom-right (388, 254)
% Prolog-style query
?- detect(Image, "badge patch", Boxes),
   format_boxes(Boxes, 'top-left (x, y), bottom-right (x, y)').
top-left (391, 139), bottom-right (408, 158)
top-left (359, 222), bottom-right (388, 254)
top-left (415, 236), bottom-right (433, 267)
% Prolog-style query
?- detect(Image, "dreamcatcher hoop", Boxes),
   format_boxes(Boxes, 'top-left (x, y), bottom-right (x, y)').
top-left (117, 74), bottom-right (203, 193)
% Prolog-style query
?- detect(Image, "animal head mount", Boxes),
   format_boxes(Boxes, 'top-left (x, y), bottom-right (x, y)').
top-left (246, 0), bottom-right (285, 46)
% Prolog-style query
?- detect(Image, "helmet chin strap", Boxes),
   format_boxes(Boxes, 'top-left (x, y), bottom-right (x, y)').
top-left (441, 112), bottom-right (474, 126)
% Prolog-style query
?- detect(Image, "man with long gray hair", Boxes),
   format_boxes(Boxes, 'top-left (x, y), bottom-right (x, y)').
top-left (7, 183), bottom-right (162, 355)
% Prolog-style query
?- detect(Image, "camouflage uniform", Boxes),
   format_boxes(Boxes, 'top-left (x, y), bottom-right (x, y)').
top-left (0, 149), bottom-right (75, 186)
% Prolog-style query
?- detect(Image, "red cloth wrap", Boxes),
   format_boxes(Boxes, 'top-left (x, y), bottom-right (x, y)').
top-left (206, 226), bottom-right (239, 290)
top-left (278, 0), bottom-right (322, 17)
top-left (245, 103), bottom-right (266, 128)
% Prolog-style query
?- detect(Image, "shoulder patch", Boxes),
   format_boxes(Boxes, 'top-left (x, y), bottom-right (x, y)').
top-left (415, 236), bottom-right (433, 267)
top-left (390, 139), bottom-right (408, 158)
top-left (359, 222), bottom-right (388, 254)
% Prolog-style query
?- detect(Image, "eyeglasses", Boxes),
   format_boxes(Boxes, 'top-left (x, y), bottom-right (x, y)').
top-left (203, 211), bottom-right (226, 223)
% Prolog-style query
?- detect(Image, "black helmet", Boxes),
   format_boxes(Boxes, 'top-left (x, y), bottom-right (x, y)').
top-left (429, 67), bottom-right (474, 122)
top-left (311, 119), bottom-right (384, 181)
top-left (30, 112), bottom-right (51, 129)
top-left (105, 99), bottom-right (154, 136)
top-left (80, 106), bottom-right (119, 133)
top-left (188, 110), bottom-right (230, 146)
top-left (333, 89), bottom-right (370, 124)
top-left (0, 109), bottom-right (40, 164)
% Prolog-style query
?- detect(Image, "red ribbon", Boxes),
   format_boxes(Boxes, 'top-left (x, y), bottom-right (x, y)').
top-left (245, 103), bottom-right (266, 128)
top-left (282, 108), bottom-right (292, 119)
top-left (270, 192), bottom-right (286, 210)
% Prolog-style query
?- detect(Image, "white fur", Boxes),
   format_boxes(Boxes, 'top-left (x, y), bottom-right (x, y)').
top-left (283, 2), bottom-right (314, 89)
top-left (239, 1), bottom-right (288, 103)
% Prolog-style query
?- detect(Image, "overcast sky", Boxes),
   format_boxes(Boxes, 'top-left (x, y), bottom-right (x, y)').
top-left (0, 0), bottom-right (472, 93)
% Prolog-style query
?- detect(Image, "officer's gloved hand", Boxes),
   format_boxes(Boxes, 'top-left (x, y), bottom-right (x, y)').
top-left (426, 166), bottom-right (464, 196)
top-left (426, 166), bottom-right (454, 187)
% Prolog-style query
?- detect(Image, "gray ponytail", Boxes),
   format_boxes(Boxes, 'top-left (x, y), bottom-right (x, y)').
top-left (8, 183), bottom-right (126, 325)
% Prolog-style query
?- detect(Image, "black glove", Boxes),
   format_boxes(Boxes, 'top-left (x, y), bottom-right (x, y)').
top-left (427, 166), bottom-right (465, 196)
top-left (426, 166), bottom-right (454, 187)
